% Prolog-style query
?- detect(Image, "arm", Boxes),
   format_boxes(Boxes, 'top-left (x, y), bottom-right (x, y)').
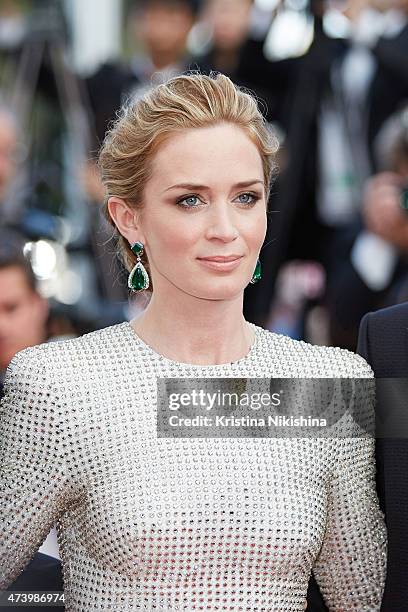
top-left (312, 357), bottom-right (387, 610)
top-left (0, 347), bottom-right (81, 588)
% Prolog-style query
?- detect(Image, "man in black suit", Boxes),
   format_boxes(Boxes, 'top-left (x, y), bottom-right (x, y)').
top-left (356, 300), bottom-right (408, 611)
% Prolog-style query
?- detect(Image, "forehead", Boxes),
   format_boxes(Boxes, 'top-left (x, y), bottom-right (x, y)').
top-left (149, 123), bottom-right (263, 186)
top-left (0, 266), bottom-right (32, 301)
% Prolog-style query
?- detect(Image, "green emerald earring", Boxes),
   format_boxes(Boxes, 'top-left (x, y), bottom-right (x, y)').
top-left (250, 258), bottom-right (262, 284)
top-left (128, 241), bottom-right (150, 292)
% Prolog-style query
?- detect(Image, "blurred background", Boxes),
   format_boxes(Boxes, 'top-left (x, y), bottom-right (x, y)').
top-left (0, 0), bottom-right (407, 573)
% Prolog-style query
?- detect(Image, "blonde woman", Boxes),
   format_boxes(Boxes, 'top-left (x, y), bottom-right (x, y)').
top-left (0, 73), bottom-right (386, 610)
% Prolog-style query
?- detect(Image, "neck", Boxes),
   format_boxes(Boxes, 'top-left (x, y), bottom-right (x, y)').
top-left (130, 289), bottom-right (254, 365)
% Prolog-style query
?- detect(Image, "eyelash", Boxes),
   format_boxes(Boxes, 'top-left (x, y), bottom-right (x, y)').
top-left (175, 192), bottom-right (261, 209)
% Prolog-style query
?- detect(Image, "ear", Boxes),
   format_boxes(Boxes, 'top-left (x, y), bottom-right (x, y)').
top-left (107, 197), bottom-right (146, 245)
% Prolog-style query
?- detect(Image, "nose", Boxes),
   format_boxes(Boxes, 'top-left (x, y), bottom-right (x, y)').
top-left (204, 200), bottom-right (239, 242)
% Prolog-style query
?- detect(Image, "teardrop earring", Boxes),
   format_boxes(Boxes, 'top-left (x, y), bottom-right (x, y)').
top-left (128, 241), bottom-right (150, 292)
top-left (249, 258), bottom-right (262, 284)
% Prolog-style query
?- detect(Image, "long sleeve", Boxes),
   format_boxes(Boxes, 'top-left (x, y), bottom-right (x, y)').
top-left (0, 346), bottom-right (81, 588)
top-left (312, 358), bottom-right (387, 610)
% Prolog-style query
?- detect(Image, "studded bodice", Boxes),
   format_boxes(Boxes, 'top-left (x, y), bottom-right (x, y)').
top-left (0, 322), bottom-right (387, 611)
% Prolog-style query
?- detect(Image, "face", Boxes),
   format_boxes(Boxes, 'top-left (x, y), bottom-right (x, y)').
top-left (0, 112), bottom-right (18, 201)
top-left (0, 266), bottom-right (48, 370)
top-left (206, 0), bottom-right (253, 51)
top-left (119, 123), bottom-right (267, 302)
top-left (137, 3), bottom-right (194, 59)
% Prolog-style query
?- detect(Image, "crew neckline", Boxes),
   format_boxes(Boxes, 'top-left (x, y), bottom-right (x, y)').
top-left (125, 321), bottom-right (260, 368)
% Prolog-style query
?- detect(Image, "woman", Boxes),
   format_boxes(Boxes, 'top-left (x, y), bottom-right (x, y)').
top-left (0, 73), bottom-right (386, 610)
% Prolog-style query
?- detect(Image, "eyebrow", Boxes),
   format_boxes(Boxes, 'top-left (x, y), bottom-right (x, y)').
top-left (162, 180), bottom-right (264, 193)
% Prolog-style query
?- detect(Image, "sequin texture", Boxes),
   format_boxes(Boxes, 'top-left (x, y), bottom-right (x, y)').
top-left (0, 322), bottom-right (387, 610)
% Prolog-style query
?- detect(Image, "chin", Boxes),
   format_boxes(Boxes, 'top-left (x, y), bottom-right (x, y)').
top-left (190, 281), bottom-right (245, 301)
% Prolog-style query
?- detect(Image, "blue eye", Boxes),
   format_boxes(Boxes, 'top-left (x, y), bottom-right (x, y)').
top-left (236, 193), bottom-right (258, 205)
top-left (175, 192), bottom-right (260, 209)
top-left (176, 195), bottom-right (201, 208)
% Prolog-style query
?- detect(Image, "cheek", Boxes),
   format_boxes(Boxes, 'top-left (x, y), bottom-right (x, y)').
top-left (4, 310), bottom-right (30, 341)
top-left (19, 302), bottom-right (44, 327)
top-left (147, 213), bottom-right (201, 259)
top-left (13, 307), bottom-right (32, 329)
top-left (244, 208), bottom-right (267, 243)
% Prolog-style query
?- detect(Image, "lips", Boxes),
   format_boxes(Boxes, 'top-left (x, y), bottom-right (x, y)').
top-left (197, 256), bottom-right (243, 262)
top-left (196, 256), bottom-right (244, 272)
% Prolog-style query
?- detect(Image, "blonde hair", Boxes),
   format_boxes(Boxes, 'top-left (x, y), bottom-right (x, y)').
top-left (98, 72), bottom-right (278, 293)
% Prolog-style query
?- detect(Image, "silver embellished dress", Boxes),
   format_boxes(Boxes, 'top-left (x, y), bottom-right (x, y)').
top-left (0, 322), bottom-right (387, 611)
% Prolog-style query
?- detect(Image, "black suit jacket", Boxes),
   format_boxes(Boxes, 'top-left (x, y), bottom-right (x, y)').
top-left (357, 301), bottom-right (408, 611)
